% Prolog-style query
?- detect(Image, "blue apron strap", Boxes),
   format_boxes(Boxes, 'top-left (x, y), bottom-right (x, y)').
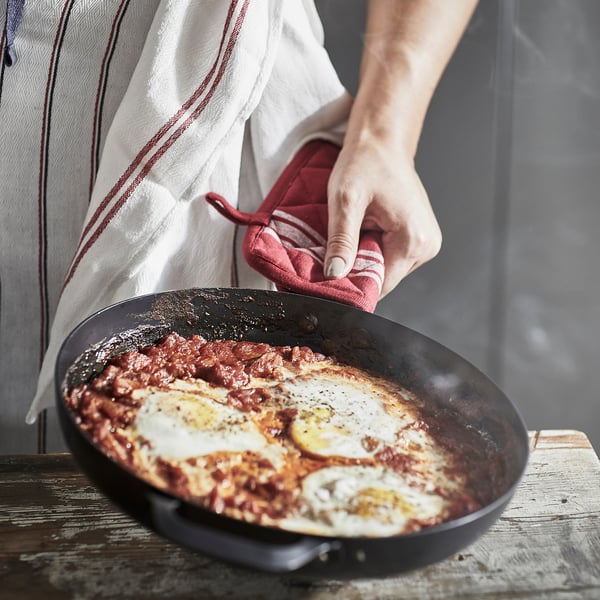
top-left (4, 0), bottom-right (26, 66)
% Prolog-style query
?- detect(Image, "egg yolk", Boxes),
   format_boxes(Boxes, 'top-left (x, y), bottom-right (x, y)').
top-left (290, 406), bottom-right (351, 456)
top-left (349, 487), bottom-right (415, 521)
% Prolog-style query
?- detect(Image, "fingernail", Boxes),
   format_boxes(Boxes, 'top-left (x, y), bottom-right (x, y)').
top-left (326, 257), bottom-right (346, 278)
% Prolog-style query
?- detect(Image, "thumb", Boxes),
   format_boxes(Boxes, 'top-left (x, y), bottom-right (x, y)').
top-left (324, 198), bottom-right (364, 279)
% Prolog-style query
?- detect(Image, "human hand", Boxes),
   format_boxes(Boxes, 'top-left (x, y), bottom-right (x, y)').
top-left (324, 139), bottom-right (442, 299)
top-left (321, 0), bottom-right (475, 301)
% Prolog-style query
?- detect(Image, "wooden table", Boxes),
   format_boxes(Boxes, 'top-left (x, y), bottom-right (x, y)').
top-left (1, 430), bottom-right (599, 599)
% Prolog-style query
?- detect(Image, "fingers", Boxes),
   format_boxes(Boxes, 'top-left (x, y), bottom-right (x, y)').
top-left (324, 186), bottom-right (366, 279)
top-left (378, 222), bottom-right (442, 298)
top-left (377, 176), bottom-right (442, 297)
top-left (323, 150), bottom-right (442, 299)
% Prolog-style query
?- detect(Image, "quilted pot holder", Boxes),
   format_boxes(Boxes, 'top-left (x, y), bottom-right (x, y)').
top-left (205, 139), bottom-right (384, 312)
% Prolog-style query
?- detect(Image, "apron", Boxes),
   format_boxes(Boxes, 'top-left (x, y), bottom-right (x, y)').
top-left (0, 0), bottom-right (161, 440)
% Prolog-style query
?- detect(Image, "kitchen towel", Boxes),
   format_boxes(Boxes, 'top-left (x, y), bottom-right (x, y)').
top-left (27, 0), bottom-right (352, 422)
top-left (206, 139), bottom-right (384, 311)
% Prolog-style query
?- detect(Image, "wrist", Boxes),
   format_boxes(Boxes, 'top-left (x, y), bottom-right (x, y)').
top-left (344, 89), bottom-right (423, 161)
top-left (341, 122), bottom-right (415, 169)
top-left (346, 50), bottom-right (432, 159)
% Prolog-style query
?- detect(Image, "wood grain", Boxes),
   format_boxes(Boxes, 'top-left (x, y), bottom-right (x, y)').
top-left (1, 430), bottom-right (599, 599)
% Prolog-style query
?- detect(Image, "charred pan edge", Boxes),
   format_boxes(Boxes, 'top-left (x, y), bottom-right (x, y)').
top-left (62, 325), bottom-right (170, 391)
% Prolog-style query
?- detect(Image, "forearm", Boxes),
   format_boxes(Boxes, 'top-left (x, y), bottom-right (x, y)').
top-left (346, 0), bottom-right (478, 158)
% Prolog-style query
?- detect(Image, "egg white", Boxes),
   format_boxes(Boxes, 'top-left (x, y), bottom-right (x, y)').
top-left (280, 371), bottom-right (413, 459)
top-left (282, 465), bottom-right (445, 537)
top-left (132, 387), bottom-right (268, 460)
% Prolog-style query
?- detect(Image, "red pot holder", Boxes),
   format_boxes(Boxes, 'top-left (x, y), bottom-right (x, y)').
top-left (205, 139), bottom-right (384, 312)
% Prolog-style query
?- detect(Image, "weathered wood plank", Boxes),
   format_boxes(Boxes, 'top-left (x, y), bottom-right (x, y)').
top-left (531, 429), bottom-right (594, 450)
top-left (1, 431), bottom-right (599, 599)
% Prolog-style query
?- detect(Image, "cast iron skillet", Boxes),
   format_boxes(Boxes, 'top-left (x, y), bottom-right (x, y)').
top-left (55, 288), bottom-right (529, 579)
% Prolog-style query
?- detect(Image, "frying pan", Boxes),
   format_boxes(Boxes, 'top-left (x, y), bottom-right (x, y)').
top-left (55, 288), bottom-right (529, 579)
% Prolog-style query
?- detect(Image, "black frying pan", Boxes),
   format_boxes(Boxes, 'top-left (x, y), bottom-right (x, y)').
top-left (55, 288), bottom-right (529, 579)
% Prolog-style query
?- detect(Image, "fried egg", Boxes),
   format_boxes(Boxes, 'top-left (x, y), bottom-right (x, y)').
top-left (132, 387), bottom-right (268, 460)
top-left (281, 370), bottom-right (415, 459)
top-left (282, 465), bottom-right (445, 537)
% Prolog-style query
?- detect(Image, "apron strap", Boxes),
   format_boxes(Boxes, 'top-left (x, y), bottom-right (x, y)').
top-left (4, 0), bottom-right (26, 66)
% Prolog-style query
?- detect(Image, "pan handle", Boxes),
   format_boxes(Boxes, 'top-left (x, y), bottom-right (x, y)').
top-left (148, 492), bottom-right (341, 572)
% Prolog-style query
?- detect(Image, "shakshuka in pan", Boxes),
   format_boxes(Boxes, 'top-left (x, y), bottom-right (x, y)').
top-left (65, 332), bottom-right (501, 537)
